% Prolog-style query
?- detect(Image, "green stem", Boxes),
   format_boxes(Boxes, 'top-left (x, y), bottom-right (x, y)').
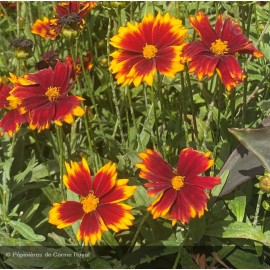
top-left (172, 229), bottom-right (190, 269)
top-left (126, 86), bottom-right (143, 149)
top-left (180, 73), bottom-right (189, 147)
top-left (56, 126), bottom-right (65, 200)
top-left (151, 85), bottom-right (162, 153)
top-left (262, 209), bottom-right (267, 232)
top-left (107, 16), bottom-right (126, 146)
top-left (185, 68), bottom-right (199, 146)
top-left (253, 193), bottom-right (263, 227)
top-left (202, 82), bottom-right (218, 151)
top-left (241, 78), bottom-right (248, 128)
top-left (127, 212), bottom-right (150, 253)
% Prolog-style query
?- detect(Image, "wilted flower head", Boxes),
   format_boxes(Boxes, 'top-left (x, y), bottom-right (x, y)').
top-left (10, 37), bottom-right (34, 59)
top-left (35, 50), bottom-right (59, 70)
top-left (32, 1), bottom-right (97, 40)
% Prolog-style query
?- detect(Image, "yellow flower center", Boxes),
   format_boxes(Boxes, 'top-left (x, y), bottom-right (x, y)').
top-left (8, 97), bottom-right (21, 110)
top-left (143, 44), bottom-right (158, 59)
top-left (45, 86), bottom-right (60, 102)
top-left (80, 191), bottom-right (99, 214)
top-left (171, 175), bottom-right (185, 191)
top-left (210, 39), bottom-right (229, 55)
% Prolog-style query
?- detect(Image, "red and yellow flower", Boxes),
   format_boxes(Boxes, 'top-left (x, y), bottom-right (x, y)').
top-left (182, 11), bottom-right (263, 91)
top-left (0, 83), bottom-right (28, 136)
top-left (137, 148), bottom-right (220, 225)
top-left (32, 1), bottom-right (97, 39)
top-left (8, 59), bottom-right (85, 132)
top-left (49, 158), bottom-right (136, 245)
top-left (110, 12), bottom-right (187, 87)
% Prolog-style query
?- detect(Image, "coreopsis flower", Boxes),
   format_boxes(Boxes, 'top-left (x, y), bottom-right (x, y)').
top-left (110, 12), bottom-right (188, 87)
top-left (182, 11), bottom-right (263, 91)
top-left (0, 84), bottom-right (28, 136)
top-left (8, 58), bottom-right (85, 131)
top-left (32, 1), bottom-right (97, 40)
top-left (49, 158), bottom-right (136, 245)
top-left (136, 148), bottom-right (221, 225)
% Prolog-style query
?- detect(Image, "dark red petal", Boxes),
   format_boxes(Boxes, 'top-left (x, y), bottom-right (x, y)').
top-left (97, 203), bottom-right (133, 231)
top-left (77, 212), bottom-right (106, 245)
top-left (0, 109), bottom-right (28, 136)
top-left (170, 186), bottom-right (207, 223)
top-left (215, 14), bottom-right (223, 37)
top-left (137, 149), bottom-right (174, 183)
top-left (182, 41), bottom-right (212, 61)
top-left (177, 148), bottom-right (213, 178)
top-left (29, 102), bottom-right (55, 130)
top-left (64, 158), bottom-right (93, 197)
top-left (149, 188), bottom-right (177, 219)
top-left (216, 56), bottom-right (245, 91)
top-left (186, 175), bottom-right (221, 190)
top-left (54, 96), bottom-right (82, 120)
top-left (189, 11), bottom-right (218, 46)
top-left (53, 61), bottom-right (73, 93)
top-left (49, 201), bottom-right (84, 228)
top-left (0, 84), bottom-right (12, 108)
top-left (26, 68), bottom-right (54, 90)
top-left (93, 162), bottom-right (116, 198)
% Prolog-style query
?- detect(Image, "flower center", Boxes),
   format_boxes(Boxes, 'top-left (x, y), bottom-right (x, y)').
top-left (80, 191), bottom-right (99, 214)
top-left (210, 39), bottom-right (229, 55)
top-left (143, 44), bottom-right (158, 59)
top-left (45, 86), bottom-right (60, 102)
top-left (8, 97), bottom-right (21, 110)
top-left (171, 175), bottom-right (185, 191)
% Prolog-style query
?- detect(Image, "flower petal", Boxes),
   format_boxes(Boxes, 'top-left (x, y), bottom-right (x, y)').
top-left (28, 102), bottom-right (55, 131)
top-left (31, 17), bottom-right (58, 40)
top-left (97, 203), bottom-right (134, 232)
top-left (63, 158), bottom-right (93, 197)
top-left (186, 175), bottom-right (221, 190)
top-left (77, 212), bottom-right (107, 245)
top-left (100, 179), bottom-right (136, 204)
top-left (189, 11), bottom-right (218, 46)
top-left (93, 162), bottom-right (117, 198)
top-left (147, 188), bottom-right (177, 219)
top-left (221, 17), bottom-right (263, 58)
top-left (48, 201), bottom-right (84, 229)
top-left (216, 55), bottom-right (245, 91)
top-left (0, 109), bottom-right (28, 136)
top-left (177, 148), bottom-right (214, 178)
top-left (136, 149), bottom-right (173, 184)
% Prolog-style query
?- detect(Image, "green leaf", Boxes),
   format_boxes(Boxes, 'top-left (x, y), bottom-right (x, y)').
top-left (226, 248), bottom-right (268, 269)
top-left (189, 215), bottom-right (206, 244)
top-left (229, 126), bottom-right (270, 172)
top-left (9, 220), bottom-right (45, 242)
top-left (0, 237), bottom-right (41, 246)
top-left (212, 169), bottom-right (229, 197)
top-left (226, 191), bottom-right (246, 222)
top-left (205, 221), bottom-right (270, 246)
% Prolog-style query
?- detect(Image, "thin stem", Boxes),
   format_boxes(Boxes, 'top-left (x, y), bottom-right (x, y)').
top-left (185, 68), bottom-right (199, 146)
top-left (127, 212), bottom-right (150, 253)
top-left (126, 86), bottom-right (143, 149)
top-left (180, 73), bottom-right (190, 147)
top-left (202, 83), bottom-right (218, 151)
top-left (56, 126), bottom-right (65, 200)
top-left (107, 16), bottom-right (126, 146)
top-left (151, 85), bottom-right (162, 153)
top-left (241, 78), bottom-right (248, 128)
top-left (253, 193), bottom-right (263, 227)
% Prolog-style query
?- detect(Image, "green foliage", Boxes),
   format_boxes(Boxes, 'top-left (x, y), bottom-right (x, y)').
top-left (0, 1), bottom-right (270, 268)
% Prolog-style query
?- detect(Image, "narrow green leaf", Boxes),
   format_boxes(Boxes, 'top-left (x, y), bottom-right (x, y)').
top-left (9, 220), bottom-right (45, 242)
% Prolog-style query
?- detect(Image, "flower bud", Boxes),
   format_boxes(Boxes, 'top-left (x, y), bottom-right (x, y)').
top-left (10, 37), bottom-right (34, 59)
top-left (259, 175), bottom-right (270, 193)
